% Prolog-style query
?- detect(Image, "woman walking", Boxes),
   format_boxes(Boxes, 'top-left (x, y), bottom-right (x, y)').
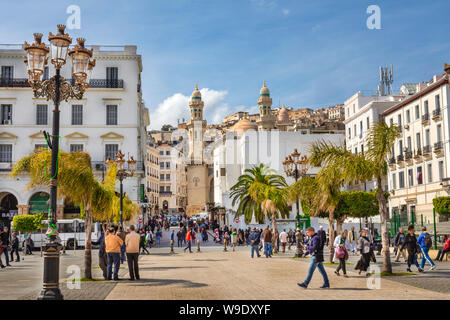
top-left (400, 225), bottom-right (424, 273)
top-left (356, 228), bottom-right (372, 277)
top-left (231, 229), bottom-right (238, 252)
top-left (334, 230), bottom-right (350, 277)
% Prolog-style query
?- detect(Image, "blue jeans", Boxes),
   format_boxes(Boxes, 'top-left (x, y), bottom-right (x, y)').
top-left (264, 242), bottom-right (272, 257)
top-left (251, 244), bottom-right (260, 258)
top-left (106, 252), bottom-right (121, 280)
top-left (302, 256), bottom-right (329, 287)
top-left (420, 247), bottom-right (435, 268)
top-left (120, 244), bottom-right (126, 263)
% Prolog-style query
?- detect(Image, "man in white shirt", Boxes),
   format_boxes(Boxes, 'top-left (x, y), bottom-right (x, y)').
top-left (279, 229), bottom-right (289, 253)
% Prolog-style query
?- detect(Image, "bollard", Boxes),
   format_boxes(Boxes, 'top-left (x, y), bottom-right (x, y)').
top-left (170, 239), bottom-right (174, 253)
top-left (197, 239), bottom-right (200, 252)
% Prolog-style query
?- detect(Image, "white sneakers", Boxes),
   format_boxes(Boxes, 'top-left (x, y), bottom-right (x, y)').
top-left (429, 265), bottom-right (436, 271)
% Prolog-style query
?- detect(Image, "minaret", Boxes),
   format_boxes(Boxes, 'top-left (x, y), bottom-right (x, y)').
top-left (187, 84), bottom-right (206, 163)
top-left (256, 80), bottom-right (275, 130)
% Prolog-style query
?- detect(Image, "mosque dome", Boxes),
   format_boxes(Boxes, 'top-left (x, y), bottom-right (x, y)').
top-left (277, 105), bottom-right (290, 123)
top-left (192, 83), bottom-right (201, 99)
top-left (260, 80), bottom-right (270, 96)
top-left (232, 118), bottom-right (258, 132)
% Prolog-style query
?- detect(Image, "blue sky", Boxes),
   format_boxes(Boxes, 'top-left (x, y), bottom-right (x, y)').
top-left (1, 0), bottom-right (449, 129)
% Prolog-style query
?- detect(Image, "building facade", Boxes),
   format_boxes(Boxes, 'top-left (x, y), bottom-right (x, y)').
top-left (383, 67), bottom-right (450, 225)
top-left (146, 134), bottom-right (159, 216)
top-left (0, 44), bottom-right (148, 227)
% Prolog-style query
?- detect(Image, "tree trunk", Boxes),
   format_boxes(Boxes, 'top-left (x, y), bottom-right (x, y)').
top-left (336, 220), bottom-right (343, 235)
top-left (328, 213), bottom-right (335, 263)
top-left (84, 207), bottom-right (93, 279)
top-left (272, 213), bottom-right (278, 253)
top-left (377, 176), bottom-right (392, 274)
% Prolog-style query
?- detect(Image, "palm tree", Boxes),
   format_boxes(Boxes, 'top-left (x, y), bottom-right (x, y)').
top-left (307, 120), bottom-right (399, 273)
top-left (230, 164), bottom-right (289, 252)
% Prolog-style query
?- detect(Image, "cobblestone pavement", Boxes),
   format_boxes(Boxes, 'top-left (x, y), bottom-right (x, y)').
top-left (106, 246), bottom-right (450, 300)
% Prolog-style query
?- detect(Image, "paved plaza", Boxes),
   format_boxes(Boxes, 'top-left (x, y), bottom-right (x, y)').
top-left (1, 227), bottom-right (449, 300)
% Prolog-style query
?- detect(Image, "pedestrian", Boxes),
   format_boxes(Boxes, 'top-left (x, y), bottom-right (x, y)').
top-left (92, 228), bottom-right (108, 280)
top-left (10, 232), bottom-right (20, 262)
top-left (223, 231), bottom-right (230, 251)
top-left (184, 228), bottom-right (193, 253)
top-left (231, 229), bottom-right (237, 252)
top-left (170, 229), bottom-right (175, 245)
top-left (140, 230), bottom-right (149, 255)
top-left (279, 229), bottom-right (288, 253)
top-left (156, 228), bottom-right (162, 247)
top-left (356, 228), bottom-right (372, 276)
top-left (24, 233), bottom-right (33, 255)
top-left (334, 230), bottom-right (350, 277)
top-left (435, 235), bottom-right (450, 262)
top-left (248, 228), bottom-right (261, 258)
top-left (125, 225), bottom-right (140, 281)
top-left (394, 227), bottom-right (407, 262)
top-left (116, 226), bottom-right (127, 264)
top-left (177, 229), bottom-right (183, 247)
top-left (417, 227), bottom-right (436, 271)
top-left (400, 225), bottom-right (424, 273)
top-left (105, 227), bottom-right (123, 281)
top-left (0, 227), bottom-right (11, 267)
top-left (262, 226), bottom-right (272, 258)
top-left (348, 226), bottom-right (358, 254)
top-left (298, 227), bottom-right (329, 289)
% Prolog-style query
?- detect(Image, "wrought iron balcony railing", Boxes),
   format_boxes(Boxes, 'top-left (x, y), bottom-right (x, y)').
top-left (422, 113), bottom-right (430, 122)
top-left (389, 157), bottom-right (396, 165)
top-left (433, 108), bottom-right (441, 117)
top-left (434, 141), bottom-right (443, 150)
top-left (422, 145), bottom-right (431, 154)
top-left (396, 154), bottom-right (404, 162)
top-left (0, 78), bottom-right (30, 87)
top-left (405, 151), bottom-right (413, 159)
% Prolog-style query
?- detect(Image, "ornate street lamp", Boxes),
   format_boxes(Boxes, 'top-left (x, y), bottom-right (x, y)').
top-left (105, 150), bottom-right (136, 226)
top-left (24, 25), bottom-right (95, 300)
top-left (283, 148), bottom-right (308, 257)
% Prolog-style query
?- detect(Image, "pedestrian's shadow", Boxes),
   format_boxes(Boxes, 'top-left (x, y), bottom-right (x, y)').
top-left (192, 259), bottom-right (227, 262)
top-left (139, 266), bottom-right (205, 271)
top-left (310, 288), bottom-right (371, 291)
top-left (128, 278), bottom-right (208, 288)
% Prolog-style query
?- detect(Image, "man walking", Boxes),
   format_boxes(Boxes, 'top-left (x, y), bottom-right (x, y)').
top-left (184, 228), bottom-right (192, 253)
top-left (394, 227), bottom-right (407, 262)
top-left (105, 227), bottom-right (123, 281)
top-left (279, 229), bottom-right (288, 253)
top-left (177, 229), bottom-right (183, 247)
top-left (116, 226), bottom-right (127, 264)
top-left (436, 235), bottom-right (450, 262)
top-left (298, 227), bottom-right (330, 289)
top-left (125, 225), bottom-right (140, 281)
top-left (0, 227), bottom-right (11, 266)
top-left (400, 225), bottom-right (423, 273)
top-left (348, 226), bottom-right (358, 254)
top-left (248, 228), bottom-right (261, 258)
top-left (10, 232), bottom-right (20, 262)
top-left (417, 227), bottom-right (436, 271)
top-left (262, 226), bottom-right (272, 258)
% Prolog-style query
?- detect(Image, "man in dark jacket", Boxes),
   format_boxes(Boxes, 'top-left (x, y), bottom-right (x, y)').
top-left (92, 229), bottom-right (108, 280)
top-left (0, 227), bottom-right (11, 266)
top-left (248, 228), bottom-right (261, 258)
top-left (394, 227), bottom-right (407, 262)
top-left (298, 227), bottom-right (330, 289)
top-left (10, 232), bottom-right (20, 262)
top-left (400, 225), bottom-right (423, 273)
top-left (261, 226), bottom-right (273, 258)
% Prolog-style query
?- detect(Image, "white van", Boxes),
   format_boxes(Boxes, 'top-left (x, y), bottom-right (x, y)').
top-left (20, 219), bottom-right (102, 249)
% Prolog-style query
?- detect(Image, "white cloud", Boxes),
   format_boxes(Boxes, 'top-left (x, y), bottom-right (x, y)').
top-left (282, 9), bottom-right (290, 16)
top-left (149, 88), bottom-right (252, 130)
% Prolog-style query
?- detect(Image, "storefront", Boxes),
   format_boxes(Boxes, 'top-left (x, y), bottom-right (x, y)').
top-left (0, 193), bottom-right (18, 229)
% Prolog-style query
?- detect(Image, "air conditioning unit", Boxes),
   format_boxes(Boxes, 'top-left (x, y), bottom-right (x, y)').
top-left (404, 124), bottom-right (409, 130)
top-left (95, 163), bottom-right (104, 170)
top-left (3, 120), bottom-right (11, 125)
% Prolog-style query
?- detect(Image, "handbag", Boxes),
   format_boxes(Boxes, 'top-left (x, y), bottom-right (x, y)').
top-left (336, 246), bottom-right (346, 259)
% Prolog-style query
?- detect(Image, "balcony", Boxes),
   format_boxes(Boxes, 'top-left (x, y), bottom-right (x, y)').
top-left (413, 149), bottom-right (422, 161)
top-left (396, 154), bottom-right (404, 162)
top-left (0, 162), bottom-right (14, 171)
top-left (70, 79), bottom-right (124, 89)
top-left (91, 161), bottom-right (144, 171)
top-left (432, 108), bottom-right (441, 120)
top-left (421, 113), bottom-right (430, 125)
top-left (160, 191), bottom-right (172, 196)
top-left (422, 145), bottom-right (432, 159)
top-left (404, 150), bottom-right (413, 160)
top-left (0, 78), bottom-right (30, 88)
top-left (434, 141), bottom-right (444, 155)
top-left (389, 157), bottom-right (396, 168)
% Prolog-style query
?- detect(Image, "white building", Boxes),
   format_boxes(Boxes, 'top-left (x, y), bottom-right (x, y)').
top-left (383, 67), bottom-right (450, 226)
top-left (0, 43), bottom-right (149, 227)
top-left (213, 127), bottom-right (345, 230)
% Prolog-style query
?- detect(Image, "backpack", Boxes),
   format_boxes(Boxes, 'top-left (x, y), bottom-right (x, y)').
top-left (424, 233), bottom-right (432, 248)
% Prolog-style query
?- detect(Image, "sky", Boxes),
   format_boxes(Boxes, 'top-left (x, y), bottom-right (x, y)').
top-left (1, 0), bottom-right (449, 130)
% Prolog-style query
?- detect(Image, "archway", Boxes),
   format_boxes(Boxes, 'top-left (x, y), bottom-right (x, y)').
top-left (29, 192), bottom-right (50, 214)
top-left (162, 200), bottom-right (169, 210)
top-left (0, 193), bottom-right (18, 229)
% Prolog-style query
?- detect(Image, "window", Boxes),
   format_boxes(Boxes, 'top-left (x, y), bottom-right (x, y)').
top-left (435, 95), bottom-right (440, 110)
top-left (36, 104), bottom-right (48, 125)
top-left (106, 67), bottom-right (118, 88)
top-left (415, 105), bottom-right (420, 119)
top-left (159, 151), bottom-right (164, 155)
top-left (106, 105), bottom-right (118, 125)
top-left (439, 161), bottom-right (444, 181)
top-left (0, 144), bottom-right (12, 162)
top-left (397, 114), bottom-right (402, 126)
top-left (366, 117), bottom-right (370, 130)
top-left (425, 129), bottom-right (430, 146)
top-left (392, 173), bottom-right (397, 190)
top-left (1, 66), bottom-right (13, 79)
top-left (70, 144), bottom-right (83, 152)
top-left (160, 174), bottom-right (164, 181)
top-left (160, 162), bottom-right (164, 169)
top-left (353, 124), bottom-right (356, 137)
top-left (166, 162), bottom-right (170, 169)
top-left (159, 186), bottom-right (164, 192)
top-left (42, 66), bottom-right (49, 80)
top-left (398, 140), bottom-right (403, 155)
top-left (390, 118), bottom-right (393, 126)
top-left (221, 168), bottom-right (226, 176)
top-left (166, 150), bottom-right (170, 155)
top-left (424, 100), bottom-right (429, 114)
top-left (437, 124), bottom-right (442, 142)
top-left (105, 144), bottom-right (118, 160)
top-left (166, 174), bottom-right (170, 180)
top-left (360, 144), bottom-right (364, 154)
top-left (34, 144), bottom-right (47, 152)
top-left (407, 137), bottom-right (411, 152)
top-left (427, 163), bottom-right (432, 183)
top-left (416, 133), bottom-right (421, 150)
top-left (166, 186), bottom-right (170, 192)
top-left (399, 171), bottom-right (405, 188)
top-left (359, 121), bottom-right (362, 136)
top-left (1, 104), bottom-right (12, 124)
top-left (417, 166), bottom-right (423, 185)
top-left (71, 105), bottom-right (83, 125)
top-left (406, 110), bottom-right (410, 123)
top-left (348, 128), bottom-right (351, 139)
top-left (354, 147), bottom-right (357, 154)
top-left (408, 169), bottom-right (413, 187)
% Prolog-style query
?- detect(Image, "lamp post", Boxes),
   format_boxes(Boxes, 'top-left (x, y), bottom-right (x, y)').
top-left (24, 25), bottom-right (95, 300)
top-left (105, 150), bottom-right (136, 226)
top-left (283, 149), bottom-right (308, 257)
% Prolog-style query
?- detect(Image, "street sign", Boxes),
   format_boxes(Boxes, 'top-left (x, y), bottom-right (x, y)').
top-left (235, 218), bottom-right (239, 223)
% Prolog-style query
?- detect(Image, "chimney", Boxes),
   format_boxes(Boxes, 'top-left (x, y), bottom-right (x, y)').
top-left (445, 63), bottom-right (450, 75)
